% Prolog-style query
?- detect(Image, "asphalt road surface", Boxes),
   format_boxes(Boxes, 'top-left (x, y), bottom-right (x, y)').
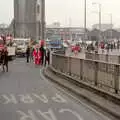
top-left (0, 58), bottom-right (112, 120)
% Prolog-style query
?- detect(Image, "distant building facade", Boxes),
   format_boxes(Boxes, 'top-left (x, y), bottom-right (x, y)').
top-left (47, 22), bottom-right (61, 28)
top-left (0, 24), bottom-right (9, 35)
top-left (92, 24), bottom-right (113, 31)
top-left (46, 27), bottom-right (86, 40)
top-left (46, 27), bottom-right (120, 41)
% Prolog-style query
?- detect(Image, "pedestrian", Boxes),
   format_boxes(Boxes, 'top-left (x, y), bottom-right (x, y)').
top-left (2, 47), bottom-right (8, 72)
top-left (101, 42), bottom-right (104, 53)
top-left (0, 50), bottom-right (3, 70)
top-left (45, 48), bottom-right (50, 66)
top-left (110, 43), bottom-right (113, 52)
top-left (33, 48), bottom-right (38, 65)
top-left (113, 42), bottom-right (116, 49)
top-left (106, 43), bottom-right (109, 53)
top-left (40, 45), bottom-right (45, 66)
top-left (117, 41), bottom-right (119, 50)
top-left (37, 48), bottom-right (41, 65)
top-left (94, 45), bottom-right (98, 54)
top-left (26, 46), bottom-right (30, 63)
top-left (29, 47), bottom-right (33, 62)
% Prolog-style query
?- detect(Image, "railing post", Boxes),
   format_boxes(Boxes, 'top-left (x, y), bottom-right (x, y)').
top-left (114, 65), bottom-right (119, 94)
top-left (98, 54), bottom-right (100, 61)
top-left (94, 61), bottom-right (98, 86)
top-left (118, 56), bottom-right (120, 64)
top-left (95, 53), bottom-right (98, 60)
top-left (68, 56), bottom-right (71, 76)
top-left (80, 59), bottom-right (83, 80)
top-left (106, 54), bottom-right (108, 62)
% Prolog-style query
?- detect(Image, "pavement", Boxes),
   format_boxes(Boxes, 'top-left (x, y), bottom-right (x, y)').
top-left (65, 48), bottom-right (120, 59)
top-left (0, 58), bottom-right (114, 120)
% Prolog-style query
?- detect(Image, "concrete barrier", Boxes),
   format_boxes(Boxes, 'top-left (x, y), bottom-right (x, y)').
top-left (52, 52), bottom-right (120, 95)
top-left (85, 52), bottom-right (120, 64)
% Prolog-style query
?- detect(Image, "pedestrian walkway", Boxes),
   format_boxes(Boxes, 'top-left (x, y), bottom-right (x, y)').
top-left (65, 48), bottom-right (120, 59)
top-left (0, 58), bottom-right (113, 120)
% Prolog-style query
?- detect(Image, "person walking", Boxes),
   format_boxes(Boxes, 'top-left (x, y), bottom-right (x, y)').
top-left (45, 48), bottom-right (50, 66)
top-left (0, 50), bottom-right (3, 70)
top-left (101, 42), bottom-right (104, 53)
top-left (40, 45), bottom-right (45, 66)
top-left (2, 47), bottom-right (8, 72)
top-left (36, 48), bottom-right (41, 65)
top-left (33, 48), bottom-right (38, 65)
top-left (29, 47), bottom-right (33, 62)
top-left (26, 46), bottom-right (30, 63)
top-left (110, 43), bottom-right (113, 52)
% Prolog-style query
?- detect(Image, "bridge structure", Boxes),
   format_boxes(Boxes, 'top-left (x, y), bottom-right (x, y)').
top-left (13, 0), bottom-right (45, 40)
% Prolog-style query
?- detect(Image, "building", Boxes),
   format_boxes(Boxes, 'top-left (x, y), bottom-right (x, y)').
top-left (92, 24), bottom-right (113, 31)
top-left (47, 22), bottom-right (61, 28)
top-left (14, 0), bottom-right (41, 39)
top-left (46, 27), bottom-right (120, 41)
top-left (0, 24), bottom-right (9, 35)
top-left (46, 27), bottom-right (86, 41)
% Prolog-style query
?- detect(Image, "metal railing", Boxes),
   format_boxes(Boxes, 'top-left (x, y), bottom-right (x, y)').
top-left (52, 52), bottom-right (120, 95)
top-left (85, 52), bottom-right (120, 64)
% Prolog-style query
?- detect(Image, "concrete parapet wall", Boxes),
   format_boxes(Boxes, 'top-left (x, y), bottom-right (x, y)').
top-left (85, 52), bottom-right (120, 64)
top-left (52, 52), bottom-right (120, 95)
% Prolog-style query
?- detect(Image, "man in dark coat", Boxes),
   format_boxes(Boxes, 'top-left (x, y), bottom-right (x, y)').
top-left (26, 46), bottom-right (30, 63)
top-left (45, 48), bottom-right (50, 66)
top-left (2, 47), bottom-right (8, 72)
top-left (40, 45), bottom-right (45, 65)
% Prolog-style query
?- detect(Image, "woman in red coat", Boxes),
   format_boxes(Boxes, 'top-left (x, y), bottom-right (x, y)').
top-left (33, 48), bottom-right (38, 65)
top-left (37, 48), bottom-right (41, 65)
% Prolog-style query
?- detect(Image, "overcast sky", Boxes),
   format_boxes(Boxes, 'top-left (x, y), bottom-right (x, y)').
top-left (0, 0), bottom-right (120, 28)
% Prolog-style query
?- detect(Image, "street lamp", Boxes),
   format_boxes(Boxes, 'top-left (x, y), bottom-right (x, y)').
top-left (92, 3), bottom-right (102, 41)
top-left (108, 13), bottom-right (113, 40)
top-left (41, 0), bottom-right (45, 40)
top-left (104, 13), bottom-right (112, 40)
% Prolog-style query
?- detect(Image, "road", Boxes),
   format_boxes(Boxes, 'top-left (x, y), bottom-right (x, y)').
top-left (0, 58), bottom-right (112, 120)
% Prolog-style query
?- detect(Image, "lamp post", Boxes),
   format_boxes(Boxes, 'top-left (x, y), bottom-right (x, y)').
top-left (92, 3), bottom-right (102, 41)
top-left (105, 13), bottom-right (112, 40)
top-left (84, 0), bottom-right (87, 40)
top-left (109, 13), bottom-right (113, 40)
top-left (13, 19), bottom-right (16, 38)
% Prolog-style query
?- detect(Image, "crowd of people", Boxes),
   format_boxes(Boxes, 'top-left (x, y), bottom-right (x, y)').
top-left (26, 45), bottom-right (50, 66)
top-left (0, 43), bottom-right (50, 72)
top-left (86, 40), bottom-right (120, 53)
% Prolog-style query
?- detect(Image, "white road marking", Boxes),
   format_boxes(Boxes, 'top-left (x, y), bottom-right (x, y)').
top-left (2, 94), bottom-right (18, 104)
top-left (32, 93), bottom-right (49, 103)
top-left (59, 109), bottom-right (83, 120)
top-left (39, 69), bottom-right (111, 120)
top-left (18, 94), bottom-right (34, 104)
top-left (37, 108), bottom-right (58, 120)
top-left (52, 93), bottom-right (67, 103)
top-left (17, 110), bottom-right (37, 120)
top-left (56, 88), bottom-right (111, 120)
